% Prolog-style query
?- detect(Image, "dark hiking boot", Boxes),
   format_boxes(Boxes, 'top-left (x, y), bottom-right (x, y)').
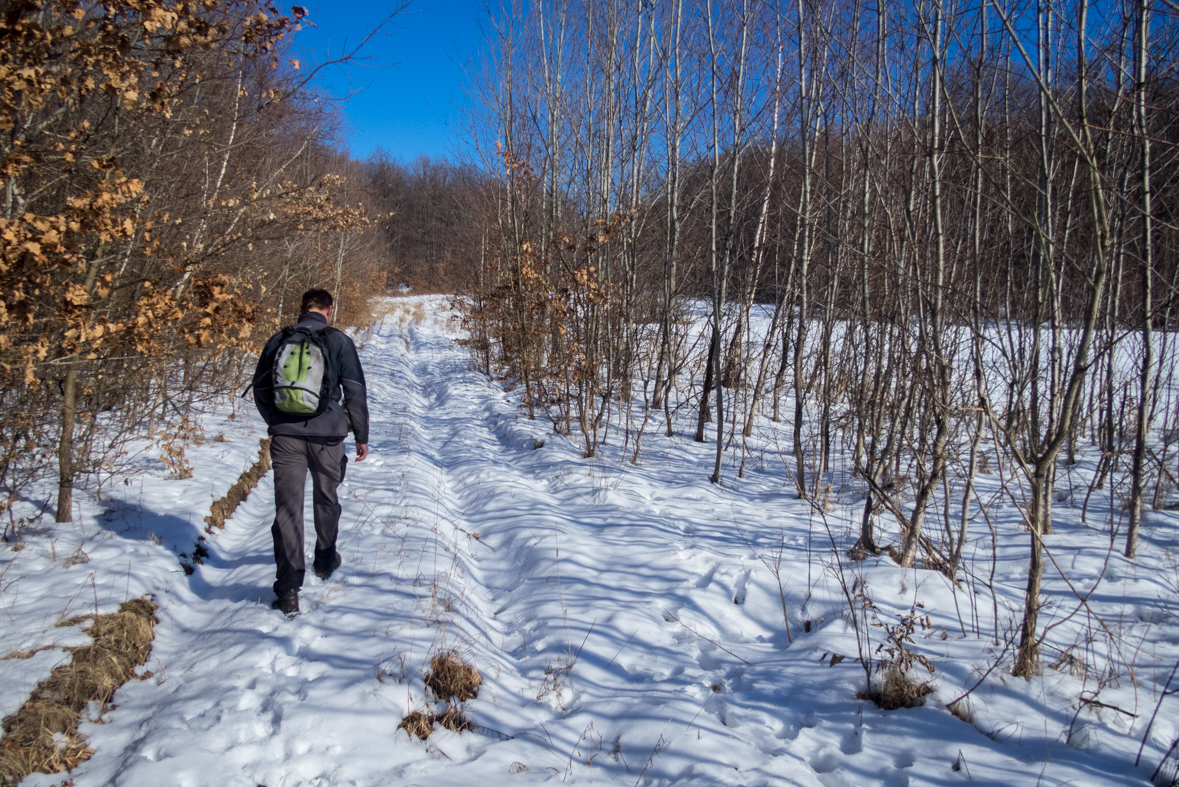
top-left (314, 552), bottom-right (342, 581)
top-left (271, 589), bottom-right (299, 616)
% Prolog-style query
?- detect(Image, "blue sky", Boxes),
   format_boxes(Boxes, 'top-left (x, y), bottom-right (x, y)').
top-left (290, 0), bottom-right (486, 163)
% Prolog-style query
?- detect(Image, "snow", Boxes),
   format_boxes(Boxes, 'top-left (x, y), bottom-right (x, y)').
top-left (2, 295), bottom-right (1177, 786)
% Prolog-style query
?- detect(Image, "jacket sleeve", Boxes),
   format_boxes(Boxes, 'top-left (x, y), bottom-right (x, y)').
top-left (337, 335), bottom-right (370, 444)
top-left (252, 335), bottom-right (279, 426)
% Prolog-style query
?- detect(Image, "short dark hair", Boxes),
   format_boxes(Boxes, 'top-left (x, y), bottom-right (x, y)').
top-left (301, 288), bottom-right (333, 312)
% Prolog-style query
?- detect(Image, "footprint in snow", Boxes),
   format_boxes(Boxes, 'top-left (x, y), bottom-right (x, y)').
top-left (695, 563), bottom-right (718, 589)
top-left (749, 726), bottom-right (788, 757)
top-left (810, 748), bottom-right (841, 774)
top-left (732, 568), bottom-right (750, 605)
top-left (840, 727), bottom-right (864, 755)
top-left (696, 642), bottom-right (722, 671)
top-left (776, 721), bottom-right (801, 741)
top-left (817, 774), bottom-right (853, 787)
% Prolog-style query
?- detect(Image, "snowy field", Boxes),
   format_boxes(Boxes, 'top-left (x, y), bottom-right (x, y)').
top-left (1, 295), bottom-right (1177, 786)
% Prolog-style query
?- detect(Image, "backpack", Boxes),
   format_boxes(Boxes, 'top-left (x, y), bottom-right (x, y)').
top-left (268, 325), bottom-right (340, 417)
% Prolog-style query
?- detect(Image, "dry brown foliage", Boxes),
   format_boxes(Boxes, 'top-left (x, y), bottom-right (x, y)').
top-left (1049, 649), bottom-right (1089, 680)
top-left (397, 711), bottom-right (434, 741)
top-left (435, 705), bottom-right (473, 734)
top-left (399, 651), bottom-right (482, 741)
top-left (396, 705), bottom-right (473, 741)
top-left (0, 597), bottom-right (157, 784)
top-left (425, 650), bottom-right (482, 703)
top-left (947, 697), bottom-right (974, 724)
top-left (858, 666), bottom-right (935, 711)
top-left (459, 160), bottom-right (630, 450)
top-left (205, 437), bottom-right (272, 531)
top-left (0, 1), bottom-right (388, 526)
top-left (0, 2), bottom-right (305, 385)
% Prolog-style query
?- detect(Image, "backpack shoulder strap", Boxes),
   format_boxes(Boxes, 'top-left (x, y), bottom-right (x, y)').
top-left (253, 326), bottom-right (295, 391)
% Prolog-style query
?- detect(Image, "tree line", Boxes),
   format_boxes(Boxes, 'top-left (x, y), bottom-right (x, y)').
top-left (0, 0), bottom-right (397, 530)
top-left (462, 0), bottom-right (1179, 680)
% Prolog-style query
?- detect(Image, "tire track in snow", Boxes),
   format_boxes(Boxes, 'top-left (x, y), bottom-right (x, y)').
top-left (378, 310), bottom-right (811, 784)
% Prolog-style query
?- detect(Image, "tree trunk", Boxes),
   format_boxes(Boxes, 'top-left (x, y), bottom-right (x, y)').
top-left (55, 367), bottom-right (79, 523)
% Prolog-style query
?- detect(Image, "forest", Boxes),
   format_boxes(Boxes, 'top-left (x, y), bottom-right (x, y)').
top-left (1, 0), bottom-right (1178, 784)
top-left (459, 0), bottom-right (1179, 681)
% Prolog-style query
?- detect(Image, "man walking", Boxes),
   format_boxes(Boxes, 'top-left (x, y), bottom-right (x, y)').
top-left (252, 288), bottom-right (369, 615)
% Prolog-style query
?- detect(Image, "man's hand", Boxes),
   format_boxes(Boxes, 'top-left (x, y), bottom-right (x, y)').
top-left (355, 443), bottom-right (369, 462)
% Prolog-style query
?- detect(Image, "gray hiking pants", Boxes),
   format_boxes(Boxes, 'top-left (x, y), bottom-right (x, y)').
top-left (270, 435), bottom-right (347, 594)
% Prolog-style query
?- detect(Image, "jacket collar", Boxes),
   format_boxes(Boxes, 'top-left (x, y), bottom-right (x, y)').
top-left (297, 311), bottom-right (329, 328)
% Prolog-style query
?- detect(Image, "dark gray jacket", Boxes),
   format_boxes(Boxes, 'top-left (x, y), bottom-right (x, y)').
top-left (252, 311), bottom-right (370, 444)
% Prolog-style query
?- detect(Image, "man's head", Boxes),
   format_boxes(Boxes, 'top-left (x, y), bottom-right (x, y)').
top-left (301, 288), bottom-right (333, 316)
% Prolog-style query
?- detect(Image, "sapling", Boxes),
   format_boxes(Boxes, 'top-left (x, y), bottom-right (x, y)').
top-left (735, 515), bottom-right (794, 642)
top-left (863, 604), bottom-right (937, 710)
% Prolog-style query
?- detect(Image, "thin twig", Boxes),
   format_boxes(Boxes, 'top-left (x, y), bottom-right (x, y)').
top-left (606, 628), bottom-right (638, 669)
top-left (946, 638), bottom-right (1015, 709)
top-left (667, 613), bottom-right (753, 666)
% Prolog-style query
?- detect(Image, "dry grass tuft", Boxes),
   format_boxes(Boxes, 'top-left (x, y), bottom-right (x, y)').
top-left (398, 711), bottom-right (434, 740)
top-left (425, 650), bottom-right (482, 703)
top-left (0, 597), bottom-right (157, 784)
top-left (947, 697), bottom-right (974, 724)
top-left (1049, 649), bottom-right (1089, 680)
top-left (435, 705), bottom-right (472, 733)
top-left (205, 437), bottom-right (272, 531)
top-left (366, 299), bottom-right (427, 330)
top-left (400, 651), bottom-right (482, 742)
top-left (2, 647), bottom-right (55, 661)
top-left (858, 666), bottom-right (934, 711)
top-left (397, 706), bottom-right (472, 740)
top-left (54, 616), bottom-right (90, 629)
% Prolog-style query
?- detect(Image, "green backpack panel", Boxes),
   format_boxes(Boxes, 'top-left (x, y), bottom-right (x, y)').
top-left (270, 326), bottom-right (337, 417)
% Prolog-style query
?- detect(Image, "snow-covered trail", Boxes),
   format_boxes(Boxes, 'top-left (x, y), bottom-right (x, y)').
top-left (57, 301), bottom-right (857, 787)
top-left (5, 296), bottom-right (1173, 787)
